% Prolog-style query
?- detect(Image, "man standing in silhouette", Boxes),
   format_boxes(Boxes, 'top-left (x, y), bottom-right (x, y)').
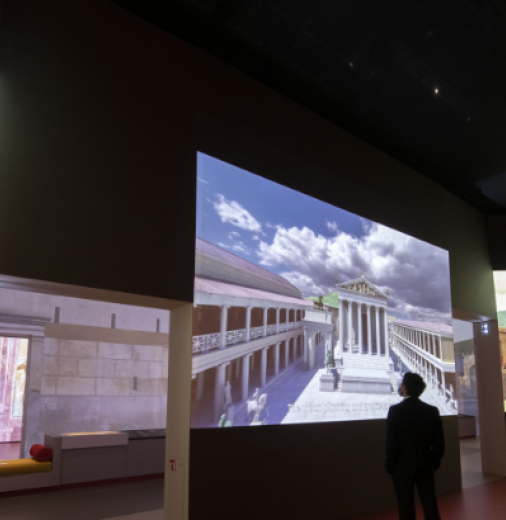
top-left (386, 372), bottom-right (445, 520)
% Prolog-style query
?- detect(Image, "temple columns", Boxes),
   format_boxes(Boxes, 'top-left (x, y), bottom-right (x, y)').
top-left (304, 327), bottom-right (309, 365)
top-left (347, 300), bottom-right (352, 352)
top-left (383, 307), bottom-right (389, 359)
top-left (214, 362), bottom-right (229, 422)
top-left (367, 304), bottom-right (372, 355)
top-left (242, 354), bottom-right (251, 401)
top-left (339, 299), bottom-right (345, 352)
top-left (245, 306), bottom-right (252, 341)
top-left (274, 342), bottom-right (280, 375)
top-left (219, 305), bottom-right (229, 349)
top-left (261, 347), bottom-right (268, 387)
top-left (358, 303), bottom-right (363, 353)
top-left (196, 371), bottom-right (205, 401)
top-left (375, 306), bottom-right (380, 355)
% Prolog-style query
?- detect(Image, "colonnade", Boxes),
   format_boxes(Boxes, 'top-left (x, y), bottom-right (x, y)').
top-left (338, 298), bottom-right (389, 357)
top-left (192, 304), bottom-right (304, 353)
top-left (391, 323), bottom-right (442, 360)
top-left (391, 325), bottom-right (455, 408)
top-left (195, 334), bottom-right (302, 422)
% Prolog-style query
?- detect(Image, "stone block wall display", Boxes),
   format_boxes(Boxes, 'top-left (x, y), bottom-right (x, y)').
top-left (24, 324), bottom-right (169, 455)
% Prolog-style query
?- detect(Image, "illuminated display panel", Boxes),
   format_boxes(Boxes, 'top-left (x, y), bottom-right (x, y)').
top-left (192, 153), bottom-right (457, 428)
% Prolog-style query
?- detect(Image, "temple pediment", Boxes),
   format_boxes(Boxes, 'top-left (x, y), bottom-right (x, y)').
top-left (336, 273), bottom-right (389, 300)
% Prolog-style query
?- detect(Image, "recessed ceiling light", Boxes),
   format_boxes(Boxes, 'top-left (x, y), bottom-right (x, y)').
top-left (434, 88), bottom-right (439, 94)
top-left (349, 62), bottom-right (354, 67)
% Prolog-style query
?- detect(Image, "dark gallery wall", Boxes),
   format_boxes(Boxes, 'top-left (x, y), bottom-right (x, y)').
top-left (0, 0), bottom-right (496, 318)
top-left (0, 1), bottom-right (499, 518)
top-left (488, 214), bottom-right (506, 270)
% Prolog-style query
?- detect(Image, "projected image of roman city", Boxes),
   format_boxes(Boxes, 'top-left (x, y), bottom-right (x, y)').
top-left (191, 153), bottom-right (457, 428)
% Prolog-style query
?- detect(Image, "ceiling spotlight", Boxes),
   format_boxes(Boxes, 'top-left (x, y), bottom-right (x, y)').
top-left (349, 62), bottom-right (354, 68)
top-left (434, 88), bottom-right (439, 94)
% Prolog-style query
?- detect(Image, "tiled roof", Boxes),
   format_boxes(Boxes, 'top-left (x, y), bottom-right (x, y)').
top-left (392, 319), bottom-right (453, 335)
top-left (194, 276), bottom-right (315, 307)
top-left (196, 237), bottom-right (298, 292)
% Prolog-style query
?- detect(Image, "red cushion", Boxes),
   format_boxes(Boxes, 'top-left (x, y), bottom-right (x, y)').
top-left (29, 444), bottom-right (53, 462)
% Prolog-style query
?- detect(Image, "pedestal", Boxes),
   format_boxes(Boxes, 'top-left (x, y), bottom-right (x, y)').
top-left (319, 370), bottom-right (335, 392)
top-left (341, 368), bottom-right (392, 394)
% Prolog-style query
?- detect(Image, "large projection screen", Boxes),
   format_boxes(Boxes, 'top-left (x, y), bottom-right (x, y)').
top-left (191, 153), bottom-right (456, 428)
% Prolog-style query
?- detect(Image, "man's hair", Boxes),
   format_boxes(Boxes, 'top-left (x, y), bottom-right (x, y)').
top-left (402, 372), bottom-right (426, 398)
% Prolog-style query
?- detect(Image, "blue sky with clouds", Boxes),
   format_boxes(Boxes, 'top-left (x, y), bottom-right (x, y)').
top-left (196, 152), bottom-right (453, 324)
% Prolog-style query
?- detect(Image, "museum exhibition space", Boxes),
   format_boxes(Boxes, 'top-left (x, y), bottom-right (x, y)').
top-left (2, 2), bottom-right (506, 520)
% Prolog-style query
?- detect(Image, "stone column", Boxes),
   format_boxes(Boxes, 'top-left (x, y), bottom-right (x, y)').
top-left (292, 336), bottom-right (297, 360)
top-left (245, 306), bottom-right (252, 341)
top-left (214, 363), bottom-right (228, 422)
top-left (367, 304), bottom-right (372, 355)
top-left (375, 306), bottom-right (380, 355)
top-left (261, 347), bottom-right (268, 387)
top-left (383, 307), bottom-right (389, 360)
top-left (219, 305), bottom-right (229, 349)
top-left (358, 303), bottom-right (363, 354)
top-left (438, 336), bottom-right (443, 360)
top-left (441, 370), bottom-right (446, 398)
top-left (304, 327), bottom-right (309, 365)
top-left (274, 342), bottom-right (280, 375)
top-left (275, 308), bottom-right (280, 334)
top-left (347, 301), bottom-right (352, 352)
top-left (196, 371), bottom-right (205, 401)
top-left (234, 357), bottom-right (241, 379)
top-left (242, 354), bottom-right (251, 402)
top-left (285, 338), bottom-right (290, 368)
top-left (339, 300), bottom-right (344, 352)
top-left (286, 308), bottom-right (290, 330)
top-left (262, 307), bottom-right (268, 337)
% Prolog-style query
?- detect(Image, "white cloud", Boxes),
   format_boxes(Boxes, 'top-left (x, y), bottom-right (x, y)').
top-left (232, 243), bottom-right (249, 254)
top-left (229, 231), bottom-right (241, 239)
top-left (326, 220), bottom-right (338, 233)
top-left (257, 222), bottom-right (452, 323)
top-left (252, 235), bottom-right (259, 241)
top-left (218, 242), bottom-right (231, 249)
top-left (198, 177), bottom-right (209, 184)
top-left (212, 195), bottom-right (262, 233)
top-left (265, 222), bottom-right (274, 228)
top-left (281, 271), bottom-right (329, 297)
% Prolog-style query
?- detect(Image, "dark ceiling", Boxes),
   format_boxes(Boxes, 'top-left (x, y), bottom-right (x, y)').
top-left (112, 0), bottom-right (506, 214)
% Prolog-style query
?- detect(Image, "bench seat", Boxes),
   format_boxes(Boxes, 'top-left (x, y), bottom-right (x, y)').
top-left (0, 458), bottom-right (52, 476)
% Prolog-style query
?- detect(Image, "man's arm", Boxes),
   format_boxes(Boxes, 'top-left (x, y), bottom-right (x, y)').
top-left (385, 407), bottom-right (399, 474)
top-left (430, 409), bottom-right (445, 471)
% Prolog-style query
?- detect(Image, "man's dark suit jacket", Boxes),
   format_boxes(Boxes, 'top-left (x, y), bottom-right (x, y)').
top-left (385, 396), bottom-right (445, 478)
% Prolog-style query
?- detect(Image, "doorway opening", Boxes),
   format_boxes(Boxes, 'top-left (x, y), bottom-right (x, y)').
top-left (0, 336), bottom-right (28, 460)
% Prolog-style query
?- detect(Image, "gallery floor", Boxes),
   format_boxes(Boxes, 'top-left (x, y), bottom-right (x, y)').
top-left (0, 437), bottom-right (505, 519)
